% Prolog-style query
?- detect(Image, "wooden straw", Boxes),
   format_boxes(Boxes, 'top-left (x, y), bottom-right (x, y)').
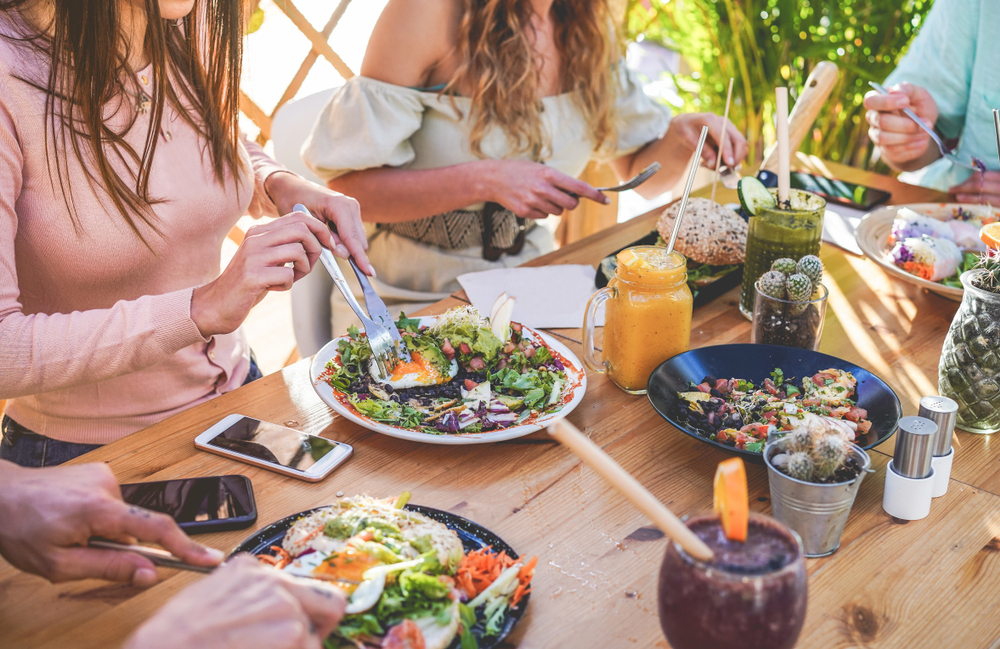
top-left (993, 109), bottom-right (1000, 166)
top-left (665, 126), bottom-right (710, 257)
top-left (711, 78), bottom-right (735, 204)
top-left (548, 419), bottom-right (714, 561)
top-left (775, 87), bottom-right (790, 203)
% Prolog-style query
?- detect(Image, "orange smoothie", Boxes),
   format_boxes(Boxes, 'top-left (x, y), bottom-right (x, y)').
top-left (601, 247), bottom-right (693, 393)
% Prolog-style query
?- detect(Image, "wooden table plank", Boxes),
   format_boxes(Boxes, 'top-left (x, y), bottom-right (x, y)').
top-left (5, 159), bottom-right (1000, 649)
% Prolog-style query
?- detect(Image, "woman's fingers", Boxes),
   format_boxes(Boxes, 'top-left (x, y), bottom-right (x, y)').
top-left (539, 184), bottom-right (579, 212)
top-left (951, 171), bottom-right (1000, 203)
top-left (550, 172), bottom-right (608, 205)
top-left (259, 266), bottom-right (296, 292)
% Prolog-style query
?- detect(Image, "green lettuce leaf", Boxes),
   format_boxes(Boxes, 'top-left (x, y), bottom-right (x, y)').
top-left (332, 613), bottom-right (383, 643)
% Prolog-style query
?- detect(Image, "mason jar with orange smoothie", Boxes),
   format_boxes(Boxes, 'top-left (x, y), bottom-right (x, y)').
top-left (583, 246), bottom-right (693, 394)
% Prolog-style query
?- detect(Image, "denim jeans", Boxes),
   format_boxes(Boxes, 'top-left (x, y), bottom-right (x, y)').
top-left (0, 355), bottom-right (263, 468)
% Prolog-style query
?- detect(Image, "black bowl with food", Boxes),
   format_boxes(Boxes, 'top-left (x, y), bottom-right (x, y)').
top-left (646, 344), bottom-right (901, 463)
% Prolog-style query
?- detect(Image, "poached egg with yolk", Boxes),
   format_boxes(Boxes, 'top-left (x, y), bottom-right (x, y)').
top-left (370, 350), bottom-right (459, 390)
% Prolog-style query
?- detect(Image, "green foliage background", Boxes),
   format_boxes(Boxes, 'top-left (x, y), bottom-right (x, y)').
top-left (626, 0), bottom-right (934, 170)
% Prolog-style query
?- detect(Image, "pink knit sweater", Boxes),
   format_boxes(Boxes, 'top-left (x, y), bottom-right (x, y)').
top-left (0, 27), bottom-right (287, 444)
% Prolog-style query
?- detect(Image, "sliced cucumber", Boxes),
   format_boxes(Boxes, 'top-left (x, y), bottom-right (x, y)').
top-left (737, 176), bottom-right (777, 216)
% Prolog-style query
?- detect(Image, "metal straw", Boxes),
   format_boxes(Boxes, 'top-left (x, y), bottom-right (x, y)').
top-left (666, 126), bottom-right (710, 257)
top-left (994, 108), bottom-right (1000, 166)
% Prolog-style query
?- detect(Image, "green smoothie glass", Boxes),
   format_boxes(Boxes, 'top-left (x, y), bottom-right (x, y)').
top-left (740, 189), bottom-right (826, 318)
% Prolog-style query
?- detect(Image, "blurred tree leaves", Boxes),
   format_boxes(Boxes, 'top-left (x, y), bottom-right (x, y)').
top-left (626, 0), bottom-right (933, 170)
top-left (246, 6), bottom-right (265, 35)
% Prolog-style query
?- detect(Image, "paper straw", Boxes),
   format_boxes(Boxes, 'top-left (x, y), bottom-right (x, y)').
top-left (548, 420), bottom-right (714, 561)
top-left (711, 78), bottom-right (735, 204)
top-left (776, 87), bottom-right (790, 203)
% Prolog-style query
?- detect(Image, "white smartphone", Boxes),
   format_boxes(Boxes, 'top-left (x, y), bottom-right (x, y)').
top-left (194, 414), bottom-right (352, 482)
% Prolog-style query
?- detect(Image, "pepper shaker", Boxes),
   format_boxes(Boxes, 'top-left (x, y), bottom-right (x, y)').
top-left (882, 416), bottom-right (936, 520)
top-left (918, 396), bottom-right (958, 498)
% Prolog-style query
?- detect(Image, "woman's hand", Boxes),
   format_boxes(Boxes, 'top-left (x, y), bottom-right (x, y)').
top-left (482, 159), bottom-right (609, 220)
top-left (950, 170), bottom-right (1000, 205)
top-left (124, 555), bottom-right (346, 649)
top-left (264, 172), bottom-right (374, 275)
top-left (0, 461), bottom-right (223, 586)
top-left (666, 113), bottom-right (748, 170)
top-left (864, 82), bottom-right (940, 171)
top-left (191, 212), bottom-right (336, 338)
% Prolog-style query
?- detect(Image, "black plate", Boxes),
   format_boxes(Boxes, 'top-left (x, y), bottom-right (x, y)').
top-left (231, 504), bottom-right (529, 648)
top-left (646, 344), bottom-right (901, 464)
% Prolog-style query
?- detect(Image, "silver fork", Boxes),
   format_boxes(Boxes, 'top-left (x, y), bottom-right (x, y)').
top-left (566, 162), bottom-right (661, 198)
top-left (293, 205), bottom-right (401, 379)
top-left (868, 81), bottom-right (981, 172)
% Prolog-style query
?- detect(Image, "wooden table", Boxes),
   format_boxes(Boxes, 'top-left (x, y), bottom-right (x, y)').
top-left (4, 156), bottom-right (1000, 649)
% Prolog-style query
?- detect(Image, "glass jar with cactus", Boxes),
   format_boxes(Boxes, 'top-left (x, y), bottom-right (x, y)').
top-left (763, 417), bottom-right (871, 557)
top-left (938, 250), bottom-right (1000, 434)
top-left (751, 254), bottom-right (829, 350)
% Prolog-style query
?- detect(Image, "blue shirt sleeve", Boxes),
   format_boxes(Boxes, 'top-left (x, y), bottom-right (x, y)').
top-left (884, 0), bottom-right (978, 139)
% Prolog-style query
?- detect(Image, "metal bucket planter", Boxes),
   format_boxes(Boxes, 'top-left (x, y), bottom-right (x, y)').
top-left (763, 441), bottom-right (871, 558)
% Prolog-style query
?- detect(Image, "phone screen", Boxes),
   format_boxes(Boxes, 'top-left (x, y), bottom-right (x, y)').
top-left (789, 172), bottom-right (891, 210)
top-left (207, 416), bottom-right (341, 471)
top-left (119, 475), bottom-right (254, 524)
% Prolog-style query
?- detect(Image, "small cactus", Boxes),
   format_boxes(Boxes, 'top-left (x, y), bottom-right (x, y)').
top-left (771, 258), bottom-right (797, 275)
top-left (786, 273), bottom-right (813, 302)
top-left (785, 452), bottom-right (814, 481)
top-left (812, 434), bottom-right (849, 480)
top-left (783, 427), bottom-right (812, 454)
top-left (796, 255), bottom-right (823, 286)
top-left (758, 270), bottom-right (788, 299)
top-left (774, 416), bottom-right (854, 483)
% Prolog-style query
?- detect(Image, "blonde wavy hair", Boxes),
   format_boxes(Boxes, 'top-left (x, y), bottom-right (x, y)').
top-left (444, 0), bottom-right (622, 160)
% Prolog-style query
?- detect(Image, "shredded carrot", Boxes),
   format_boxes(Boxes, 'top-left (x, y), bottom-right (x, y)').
top-left (257, 554), bottom-right (280, 566)
top-left (456, 547), bottom-right (537, 604)
top-left (511, 583), bottom-right (531, 608)
top-left (300, 527), bottom-right (324, 542)
top-left (511, 556), bottom-right (537, 607)
top-left (269, 545), bottom-right (292, 569)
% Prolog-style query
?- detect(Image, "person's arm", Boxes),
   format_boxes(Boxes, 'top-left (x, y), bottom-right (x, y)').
top-left (125, 556), bottom-right (346, 649)
top-left (864, 0), bottom-right (973, 172)
top-left (0, 99), bottom-right (340, 398)
top-left (307, 0), bottom-right (605, 222)
top-left (608, 113), bottom-right (747, 199)
top-left (245, 139), bottom-right (373, 275)
top-left (0, 460), bottom-right (222, 585)
top-left (602, 65), bottom-right (746, 199)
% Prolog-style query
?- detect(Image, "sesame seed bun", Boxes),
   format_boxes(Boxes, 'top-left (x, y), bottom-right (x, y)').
top-left (656, 198), bottom-right (747, 265)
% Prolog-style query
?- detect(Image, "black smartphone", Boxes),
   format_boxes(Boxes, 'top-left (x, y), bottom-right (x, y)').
top-left (119, 474), bottom-right (257, 534)
top-left (791, 171), bottom-right (891, 210)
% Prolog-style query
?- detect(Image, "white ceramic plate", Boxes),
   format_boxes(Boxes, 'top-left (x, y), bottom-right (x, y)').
top-left (310, 316), bottom-right (587, 445)
top-left (856, 203), bottom-right (999, 302)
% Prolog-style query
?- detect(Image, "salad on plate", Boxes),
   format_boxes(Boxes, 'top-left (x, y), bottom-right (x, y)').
top-left (887, 206), bottom-right (998, 287)
top-left (258, 494), bottom-right (536, 649)
top-left (674, 367), bottom-right (874, 453)
top-left (318, 298), bottom-right (578, 435)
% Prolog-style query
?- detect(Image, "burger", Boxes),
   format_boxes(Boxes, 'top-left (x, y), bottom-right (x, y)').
top-left (655, 197), bottom-right (747, 286)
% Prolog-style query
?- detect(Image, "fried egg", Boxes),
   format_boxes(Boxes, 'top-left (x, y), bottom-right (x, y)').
top-left (371, 350), bottom-right (459, 390)
top-left (282, 547), bottom-right (381, 594)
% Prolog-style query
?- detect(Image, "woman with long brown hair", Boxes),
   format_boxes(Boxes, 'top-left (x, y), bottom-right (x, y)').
top-left (303, 0), bottom-right (747, 334)
top-left (0, 0), bottom-right (373, 466)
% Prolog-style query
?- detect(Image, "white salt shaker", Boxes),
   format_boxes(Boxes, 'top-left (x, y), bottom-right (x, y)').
top-left (917, 396), bottom-right (958, 498)
top-left (882, 416), bottom-right (936, 520)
